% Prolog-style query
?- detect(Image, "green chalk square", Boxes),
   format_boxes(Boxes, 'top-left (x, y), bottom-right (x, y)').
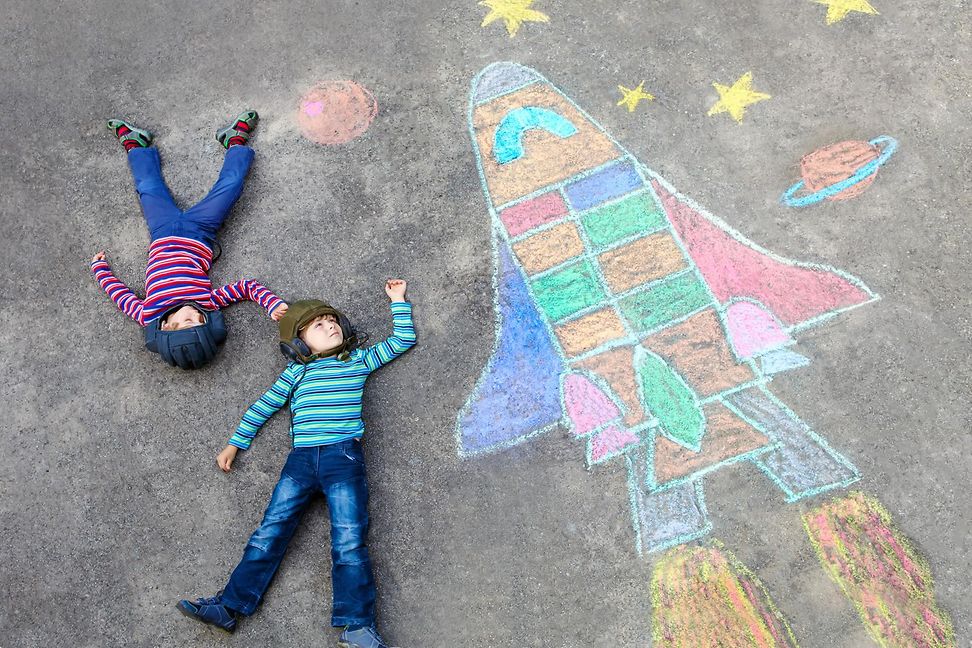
top-left (531, 260), bottom-right (605, 322)
top-left (619, 272), bottom-right (711, 332)
top-left (580, 191), bottom-right (667, 248)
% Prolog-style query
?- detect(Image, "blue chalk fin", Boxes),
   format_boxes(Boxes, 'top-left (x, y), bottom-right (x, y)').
top-left (761, 348), bottom-right (811, 375)
top-left (458, 243), bottom-right (564, 455)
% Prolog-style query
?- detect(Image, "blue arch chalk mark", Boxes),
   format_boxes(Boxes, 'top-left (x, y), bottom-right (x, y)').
top-left (494, 106), bottom-right (578, 164)
top-left (457, 243), bottom-right (564, 455)
top-left (780, 136), bottom-right (898, 207)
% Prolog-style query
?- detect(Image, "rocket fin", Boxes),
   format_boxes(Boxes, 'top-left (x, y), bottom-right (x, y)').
top-left (761, 348), bottom-right (812, 375)
top-left (456, 239), bottom-right (565, 457)
top-left (652, 180), bottom-right (878, 329)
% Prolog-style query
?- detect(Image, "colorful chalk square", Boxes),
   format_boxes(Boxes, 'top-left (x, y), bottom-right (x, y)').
top-left (554, 308), bottom-right (627, 357)
top-left (565, 161), bottom-right (643, 212)
top-left (530, 260), bottom-right (605, 322)
top-left (580, 191), bottom-right (667, 248)
top-left (598, 232), bottom-right (687, 293)
top-left (512, 222), bottom-right (584, 275)
top-left (500, 191), bottom-right (569, 237)
top-left (619, 271), bottom-right (710, 333)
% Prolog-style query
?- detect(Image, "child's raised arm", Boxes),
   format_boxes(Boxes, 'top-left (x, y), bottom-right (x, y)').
top-left (90, 251), bottom-right (145, 324)
top-left (223, 366), bottom-right (297, 461)
top-left (362, 279), bottom-right (417, 372)
top-left (210, 279), bottom-right (288, 321)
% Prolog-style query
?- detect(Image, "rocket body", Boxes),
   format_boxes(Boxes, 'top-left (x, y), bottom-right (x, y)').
top-left (459, 63), bottom-right (877, 553)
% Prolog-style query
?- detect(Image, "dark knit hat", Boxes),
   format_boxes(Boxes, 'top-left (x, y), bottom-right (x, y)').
top-left (278, 299), bottom-right (356, 363)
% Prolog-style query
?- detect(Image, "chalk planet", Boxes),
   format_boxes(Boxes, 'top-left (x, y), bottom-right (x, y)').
top-left (297, 80), bottom-right (378, 145)
top-left (781, 136), bottom-right (897, 207)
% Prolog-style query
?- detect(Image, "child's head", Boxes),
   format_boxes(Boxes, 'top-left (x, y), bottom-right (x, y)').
top-left (278, 300), bottom-right (357, 363)
top-left (161, 304), bottom-right (205, 331)
top-left (144, 302), bottom-right (227, 369)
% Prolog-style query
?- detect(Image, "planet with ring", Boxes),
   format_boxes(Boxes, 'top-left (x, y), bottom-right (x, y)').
top-left (780, 136), bottom-right (897, 207)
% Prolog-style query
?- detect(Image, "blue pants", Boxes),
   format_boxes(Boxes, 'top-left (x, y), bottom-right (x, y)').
top-left (220, 441), bottom-right (377, 627)
top-left (127, 145), bottom-right (254, 249)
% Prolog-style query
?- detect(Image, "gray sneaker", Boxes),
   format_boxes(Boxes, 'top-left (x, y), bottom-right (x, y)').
top-left (338, 625), bottom-right (394, 648)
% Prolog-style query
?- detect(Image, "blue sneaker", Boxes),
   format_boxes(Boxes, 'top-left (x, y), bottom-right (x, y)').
top-left (176, 592), bottom-right (238, 633)
top-left (338, 625), bottom-right (394, 648)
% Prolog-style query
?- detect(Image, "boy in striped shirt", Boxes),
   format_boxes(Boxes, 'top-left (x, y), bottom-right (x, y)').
top-left (90, 110), bottom-right (288, 369)
top-left (178, 280), bottom-right (416, 648)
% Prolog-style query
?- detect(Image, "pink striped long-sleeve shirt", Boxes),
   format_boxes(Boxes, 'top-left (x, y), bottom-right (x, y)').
top-left (91, 236), bottom-right (283, 326)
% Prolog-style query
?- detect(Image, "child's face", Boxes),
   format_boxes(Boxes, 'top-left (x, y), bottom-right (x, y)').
top-left (161, 305), bottom-right (205, 331)
top-left (299, 313), bottom-right (344, 355)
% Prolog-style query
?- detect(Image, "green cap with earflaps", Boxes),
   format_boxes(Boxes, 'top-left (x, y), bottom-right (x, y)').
top-left (278, 299), bottom-right (356, 363)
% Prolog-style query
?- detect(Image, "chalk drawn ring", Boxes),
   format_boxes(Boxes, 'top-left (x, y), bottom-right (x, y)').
top-left (297, 80), bottom-right (378, 145)
top-left (780, 136), bottom-right (898, 207)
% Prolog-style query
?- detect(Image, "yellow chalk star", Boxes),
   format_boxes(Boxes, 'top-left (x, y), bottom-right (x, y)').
top-left (707, 72), bottom-right (771, 123)
top-left (813, 0), bottom-right (879, 24)
top-left (617, 81), bottom-right (655, 113)
top-left (479, 0), bottom-right (550, 37)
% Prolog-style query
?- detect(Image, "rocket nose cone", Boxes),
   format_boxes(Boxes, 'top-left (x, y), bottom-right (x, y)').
top-left (471, 62), bottom-right (541, 104)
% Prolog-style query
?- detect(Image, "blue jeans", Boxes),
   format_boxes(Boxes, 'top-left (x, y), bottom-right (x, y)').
top-left (220, 441), bottom-right (377, 627)
top-left (127, 145), bottom-right (254, 250)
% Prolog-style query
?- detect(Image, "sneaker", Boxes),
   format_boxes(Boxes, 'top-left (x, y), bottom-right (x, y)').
top-left (216, 109), bottom-right (259, 149)
top-left (107, 118), bottom-right (153, 150)
top-left (338, 625), bottom-right (394, 648)
top-left (176, 592), bottom-right (238, 633)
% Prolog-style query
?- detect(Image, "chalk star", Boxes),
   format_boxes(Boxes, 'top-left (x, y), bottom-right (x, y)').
top-left (617, 81), bottom-right (655, 113)
top-left (813, 0), bottom-right (879, 24)
top-left (707, 72), bottom-right (771, 123)
top-left (480, 0), bottom-right (550, 37)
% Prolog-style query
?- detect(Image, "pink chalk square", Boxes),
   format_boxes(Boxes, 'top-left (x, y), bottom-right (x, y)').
top-left (499, 192), bottom-right (569, 237)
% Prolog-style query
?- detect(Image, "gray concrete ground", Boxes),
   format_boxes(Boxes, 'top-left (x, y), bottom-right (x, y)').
top-left (1, 0), bottom-right (970, 646)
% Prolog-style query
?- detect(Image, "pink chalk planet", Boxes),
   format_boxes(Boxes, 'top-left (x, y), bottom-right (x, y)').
top-left (297, 80), bottom-right (378, 145)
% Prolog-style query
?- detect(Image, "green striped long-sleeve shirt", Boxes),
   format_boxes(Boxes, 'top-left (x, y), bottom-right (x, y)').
top-left (228, 301), bottom-right (416, 450)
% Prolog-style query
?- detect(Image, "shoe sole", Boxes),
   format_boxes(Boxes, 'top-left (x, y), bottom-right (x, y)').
top-left (174, 601), bottom-right (235, 634)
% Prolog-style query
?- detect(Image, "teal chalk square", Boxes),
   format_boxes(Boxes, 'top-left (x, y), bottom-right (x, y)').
top-left (581, 191), bottom-right (667, 248)
top-left (619, 271), bottom-right (711, 332)
top-left (530, 260), bottom-right (606, 322)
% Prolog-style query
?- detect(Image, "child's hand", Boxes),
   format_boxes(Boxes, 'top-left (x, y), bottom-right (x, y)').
top-left (91, 251), bottom-right (106, 263)
top-left (385, 279), bottom-right (407, 302)
top-left (216, 445), bottom-right (239, 472)
top-left (271, 303), bottom-right (289, 322)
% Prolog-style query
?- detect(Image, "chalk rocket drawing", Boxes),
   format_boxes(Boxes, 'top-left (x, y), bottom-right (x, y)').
top-left (457, 62), bottom-right (879, 554)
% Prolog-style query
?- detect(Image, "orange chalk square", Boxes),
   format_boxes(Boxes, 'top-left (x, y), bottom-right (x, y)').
top-left (512, 222), bottom-right (585, 275)
top-left (555, 308), bottom-right (627, 357)
top-left (598, 232), bottom-right (687, 293)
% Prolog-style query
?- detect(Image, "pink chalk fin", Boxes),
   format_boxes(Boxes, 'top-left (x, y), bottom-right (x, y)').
top-left (499, 192), bottom-right (569, 237)
top-left (652, 180), bottom-right (873, 327)
top-left (563, 373), bottom-right (621, 437)
top-left (726, 301), bottom-right (792, 359)
top-left (589, 425), bottom-right (640, 464)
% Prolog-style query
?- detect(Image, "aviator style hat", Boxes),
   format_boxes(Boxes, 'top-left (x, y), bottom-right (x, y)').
top-left (277, 299), bottom-right (361, 363)
top-left (143, 303), bottom-right (227, 370)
